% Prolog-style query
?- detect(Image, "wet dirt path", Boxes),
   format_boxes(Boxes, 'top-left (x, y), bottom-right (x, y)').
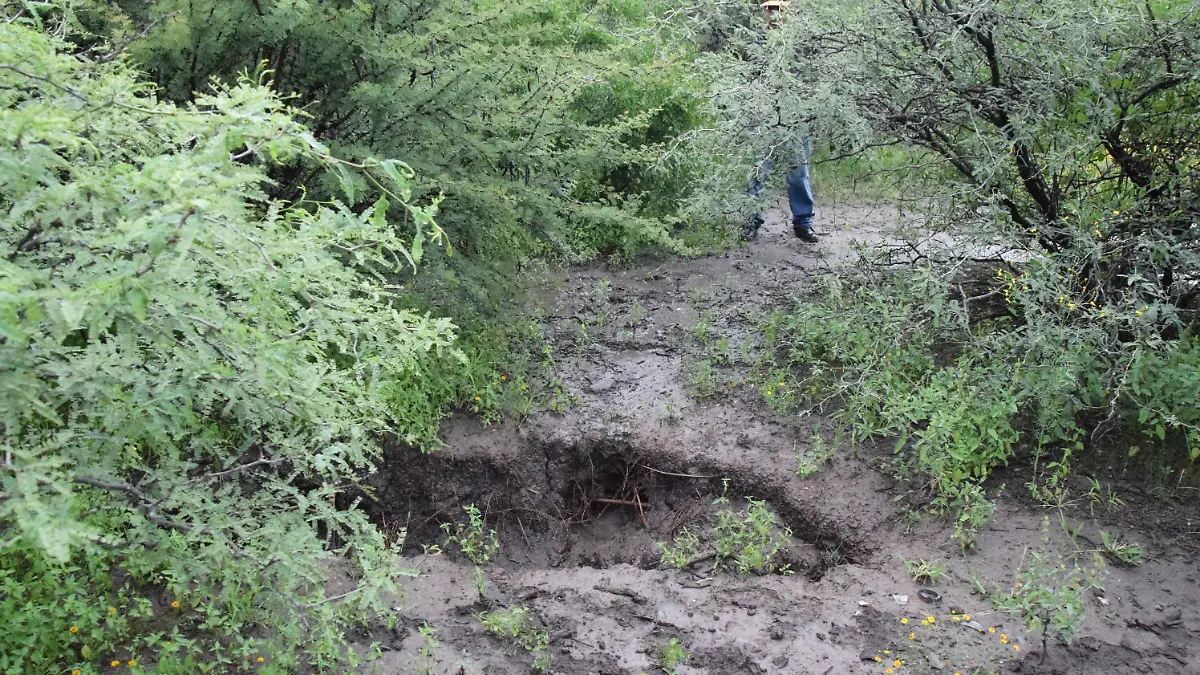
top-left (363, 204), bottom-right (1200, 675)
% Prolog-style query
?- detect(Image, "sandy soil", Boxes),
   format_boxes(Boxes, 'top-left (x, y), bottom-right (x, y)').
top-left (358, 203), bottom-right (1200, 674)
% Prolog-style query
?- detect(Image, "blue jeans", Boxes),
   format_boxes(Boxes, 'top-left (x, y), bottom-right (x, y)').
top-left (746, 137), bottom-right (814, 230)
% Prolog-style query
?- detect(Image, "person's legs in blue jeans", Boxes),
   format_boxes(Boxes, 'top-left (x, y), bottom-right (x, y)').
top-left (743, 158), bottom-right (773, 239)
top-left (786, 163), bottom-right (815, 228)
top-left (786, 136), bottom-right (817, 242)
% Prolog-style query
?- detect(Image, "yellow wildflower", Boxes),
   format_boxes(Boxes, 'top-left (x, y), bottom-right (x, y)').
top-left (962, 615), bottom-right (970, 620)
top-left (108, 607), bottom-right (116, 614)
top-left (989, 627), bottom-right (996, 633)
top-left (894, 659), bottom-right (903, 667)
top-left (1014, 645), bottom-right (1020, 652)
top-left (875, 656), bottom-right (883, 662)
top-left (926, 616), bottom-right (935, 624)
top-left (69, 626), bottom-right (79, 633)
top-left (128, 661), bottom-right (136, 667)
top-left (909, 632), bottom-right (915, 639)
top-left (171, 601), bottom-right (180, 608)
top-left (73, 671), bottom-right (81, 675)
top-left (900, 617), bottom-right (908, 625)
top-left (257, 657), bottom-right (265, 663)
top-left (111, 662), bottom-right (120, 668)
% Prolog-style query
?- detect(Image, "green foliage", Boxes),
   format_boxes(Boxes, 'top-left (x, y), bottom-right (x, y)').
top-left (992, 528), bottom-right (1107, 649)
top-left (656, 527), bottom-right (700, 569)
top-left (902, 557), bottom-right (947, 585)
top-left (478, 606), bottom-right (551, 672)
top-left (441, 505), bottom-right (500, 566)
top-left (0, 14), bottom-right (455, 672)
top-left (416, 622), bottom-right (439, 675)
top-left (1099, 531), bottom-right (1143, 567)
top-left (796, 427), bottom-right (836, 479)
top-left (686, 0), bottom-right (1200, 515)
top-left (104, 0), bottom-right (704, 267)
top-left (712, 488), bottom-right (791, 575)
top-left (657, 637), bottom-right (690, 674)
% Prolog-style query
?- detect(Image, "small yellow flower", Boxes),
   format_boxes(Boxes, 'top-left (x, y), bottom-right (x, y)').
top-left (874, 656), bottom-right (883, 662)
top-left (474, 396), bottom-right (481, 401)
top-left (883, 650), bottom-right (890, 655)
top-left (171, 601), bottom-right (180, 608)
top-left (886, 670), bottom-right (893, 674)
top-left (257, 657), bottom-right (265, 663)
top-left (500, 375), bottom-right (507, 381)
top-left (1113, 210), bottom-right (1120, 215)
top-left (894, 659), bottom-right (903, 667)
top-left (989, 627), bottom-right (996, 633)
top-left (165, 642), bottom-right (172, 647)
top-left (926, 616), bottom-right (935, 624)
top-left (111, 661), bottom-right (120, 668)
top-left (1067, 303), bottom-right (1075, 310)
top-left (1014, 645), bottom-right (1020, 652)
top-left (900, 617), bottom-right (909, 625)
top-left (108, 607), bottom-right (116, 614)
top-left (1136, 310), bottom-right (1144, 316)
top-left (69, 625), bottom-right (79, 633)
top-left (909, 632), bottom-right (915, 639)
top-left (962, 615), bottom-right (970, 620)
top-left (128, 661), bottom-right (136, 667)
top-left (73, 671), bottom-right (81, 675)
top-left (521, 385), bottom-right (528, 390)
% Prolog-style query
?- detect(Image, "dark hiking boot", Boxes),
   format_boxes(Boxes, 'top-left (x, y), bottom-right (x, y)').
top-left (793, 219), bottom-right (818, 243)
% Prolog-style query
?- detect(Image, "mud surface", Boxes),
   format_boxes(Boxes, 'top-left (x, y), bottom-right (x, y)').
top-left (360, 204), bottom-right (1200, 674)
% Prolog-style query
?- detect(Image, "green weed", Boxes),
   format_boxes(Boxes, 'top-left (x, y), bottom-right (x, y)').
top-left (712, 487), bottom-right (792, 575)
top-left (416, 622), bottom-right (439, 675)
top-left (1085, 479), bottom-right (1125, 516)
top-left (478, 606), bottom-right (551, 671)
top-left (442, 505), bottom-right (500, 566)
top-left (657, 528), bottom-right (701, 568)
top-left (658, 637), bottom-right (690, 674)
top-left (1099, 531), bottom-right (1143, 566)
top-left (902, 557), bottom-right (948, 584)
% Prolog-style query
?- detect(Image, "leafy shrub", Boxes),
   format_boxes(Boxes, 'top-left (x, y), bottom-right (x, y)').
top-left (1, 15), bottom-right (452, 672)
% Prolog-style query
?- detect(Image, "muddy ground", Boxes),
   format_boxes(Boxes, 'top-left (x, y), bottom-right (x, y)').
top-left (356, 203), bottom-right (1200, 674)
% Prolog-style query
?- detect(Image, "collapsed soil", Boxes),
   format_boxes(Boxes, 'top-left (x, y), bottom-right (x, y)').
top-left (355, 204), bottom-right (1200, 674)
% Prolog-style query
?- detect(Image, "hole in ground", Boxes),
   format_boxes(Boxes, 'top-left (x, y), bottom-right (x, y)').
top-left (366, 435), bottom-right (869, 580)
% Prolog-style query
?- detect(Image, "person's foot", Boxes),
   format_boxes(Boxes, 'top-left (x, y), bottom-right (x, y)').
top-left (793, 219), bottom-right (818, 243)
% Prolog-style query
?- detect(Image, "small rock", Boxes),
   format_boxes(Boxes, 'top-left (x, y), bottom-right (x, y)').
top-left (771, 655), bottom-right (789, 668)
top-left (918, 589), bottom-right (941, 603)
top-left (926, 652), bottom-right (944, 670)
top-left (770, 626), bottom-right (786, 640)
top-left (816, 632), bottom-right (826, 641)
top-left (962, 620), bottom-right (985, 633)
top-left (589, 377), bottom-right (616, 393)
top-left (892, 594), bottom-right (909, 605)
